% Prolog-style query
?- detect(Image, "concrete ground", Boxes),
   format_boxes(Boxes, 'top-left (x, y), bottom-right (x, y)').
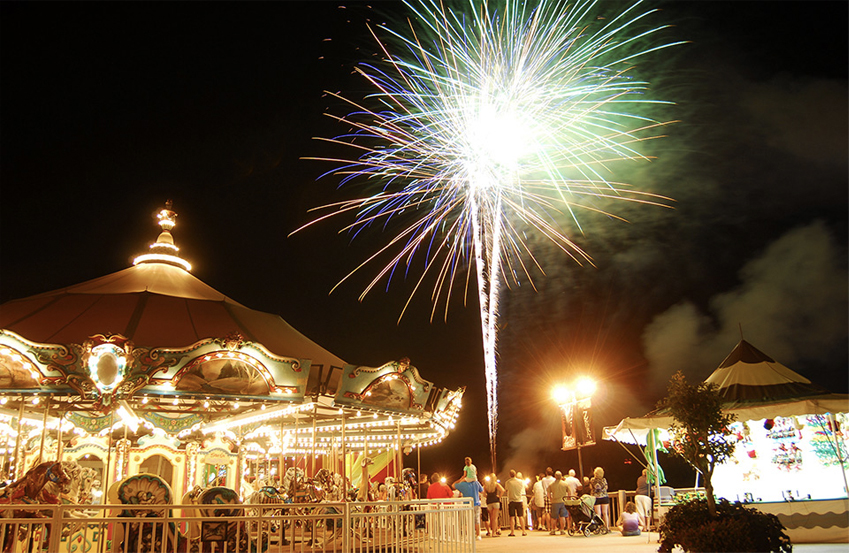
top-left (474, 528), bottom-right (847, 552)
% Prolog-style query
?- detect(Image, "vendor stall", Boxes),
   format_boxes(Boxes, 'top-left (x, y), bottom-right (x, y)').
top-left (604, 339), bottom-right (848, 543)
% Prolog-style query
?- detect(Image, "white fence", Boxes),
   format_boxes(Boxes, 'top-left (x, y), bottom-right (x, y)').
top-left (0, 498), bottom-right (476, 553)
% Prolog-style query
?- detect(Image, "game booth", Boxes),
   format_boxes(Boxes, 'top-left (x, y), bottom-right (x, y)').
top-left (605, 339), bottom-right (849, 543)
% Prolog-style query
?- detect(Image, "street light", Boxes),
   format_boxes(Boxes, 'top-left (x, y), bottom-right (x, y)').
top-left (552, 377), bottom-right (597, 481)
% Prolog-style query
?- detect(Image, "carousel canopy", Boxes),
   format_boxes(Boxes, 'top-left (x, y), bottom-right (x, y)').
top-left (0, 202), bottom-right (464, 453)
top-left (605, 339), bottom-right (849, 444)
top-left (0, 241), bottom-right (344, 371)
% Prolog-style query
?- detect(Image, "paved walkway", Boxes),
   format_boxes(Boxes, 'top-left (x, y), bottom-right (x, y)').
top-left (474, 528), bottom-right (847, 552)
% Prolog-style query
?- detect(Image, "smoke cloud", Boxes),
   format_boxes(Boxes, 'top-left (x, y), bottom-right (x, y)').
top-left (642, 220), bottom-right (848, 388)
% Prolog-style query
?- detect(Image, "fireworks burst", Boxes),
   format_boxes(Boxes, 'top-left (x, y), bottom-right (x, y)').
top-left (298, 0), bottom-right (683, 469)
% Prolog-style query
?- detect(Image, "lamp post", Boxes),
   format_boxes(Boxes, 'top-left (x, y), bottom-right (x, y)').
top-left (553, 378), bottom-right (597, 481)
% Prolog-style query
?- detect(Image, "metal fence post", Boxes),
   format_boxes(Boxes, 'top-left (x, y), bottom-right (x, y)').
top-left (48, 505), bottom-right (63, 553)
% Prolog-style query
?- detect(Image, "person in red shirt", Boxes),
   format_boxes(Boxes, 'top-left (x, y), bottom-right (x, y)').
top-left (426, 472), bottom-right (453, 499)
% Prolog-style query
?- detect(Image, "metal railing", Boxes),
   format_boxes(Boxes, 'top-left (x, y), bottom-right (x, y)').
top-left (0, 498), bottom-right (475, 553)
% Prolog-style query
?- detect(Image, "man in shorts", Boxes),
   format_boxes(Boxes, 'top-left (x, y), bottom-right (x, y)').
top-left (453, 476), bottom-right (484, 540)
top-left (540, 467), bottom-right (555, 532)
top-left (548, 471), bottom-right (569, 535)
top-left (504, 470), bottom-right (527, 536)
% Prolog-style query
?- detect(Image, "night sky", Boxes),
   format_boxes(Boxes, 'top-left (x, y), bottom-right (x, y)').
top-left (1, 1), bottom-right (847, 490)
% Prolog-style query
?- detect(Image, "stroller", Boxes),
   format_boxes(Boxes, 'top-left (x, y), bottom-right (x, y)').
top-left (565, 495), bottom-right (609, 536)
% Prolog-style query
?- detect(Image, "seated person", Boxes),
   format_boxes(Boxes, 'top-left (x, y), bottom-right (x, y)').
top-left (616, 501), bottom-right (644, 536)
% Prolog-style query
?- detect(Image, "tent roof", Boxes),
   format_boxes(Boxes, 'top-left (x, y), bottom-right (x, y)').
top-left (605, 339), bottom-right (848, 444)
top-left (705, 340), bottom-right (830, 403)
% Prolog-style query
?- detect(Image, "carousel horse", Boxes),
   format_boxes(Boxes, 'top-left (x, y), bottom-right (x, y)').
top-left (111, 473), bottom-right (186, 553)
top-left (182, 486), bottom-right (267, 553)
top-left (280, 467), bottom-right (306, 501)
top-left (308, 469), bottom-right (350, 549)
top-left (245, 485), bottom-right (288, 546)
top-left (0, 460), bottom-right (78, 553)
top-left (401, 468), bottom-right (418, 497)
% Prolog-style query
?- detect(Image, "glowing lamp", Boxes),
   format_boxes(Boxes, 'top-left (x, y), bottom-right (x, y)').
top-left (575, 377), bottom-right (597, 398)
top-left (551, 386), bottom-right (572, 405)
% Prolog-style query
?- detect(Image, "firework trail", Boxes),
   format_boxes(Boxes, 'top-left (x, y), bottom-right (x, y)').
top-left (299, 0), bottom-right (682, 469)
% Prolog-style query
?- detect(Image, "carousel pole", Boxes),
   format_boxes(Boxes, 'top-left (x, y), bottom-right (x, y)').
top-left (13, 396), bottom-right (25, 479)
top-left (235, 427), bottom-right (243, 497)
top-left (279, 418), bottom-right (285, 488)
top-left (396, 420), bottom-right (402, 483)
top-left (2, 434), bottom-right (9, 481)
top-left (311, 406), bottom-right (317, 476)
top-left (56, 410), bottom-right (64, 463)
top-left (295, 410), bottom-right (302, 487)
top-left (363, 434), bottom-right (369, 499)
top-left (104, 412), bottom-right (115, 487)
top-left (38, 398), bottom-right (49, 465)
top-left (341, 412), bottom-right (346, 499)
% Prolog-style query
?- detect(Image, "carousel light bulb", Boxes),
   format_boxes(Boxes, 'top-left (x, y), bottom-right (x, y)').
top-left (31, 396), bottom-right (39, 405)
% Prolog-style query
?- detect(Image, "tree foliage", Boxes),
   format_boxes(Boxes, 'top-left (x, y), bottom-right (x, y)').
top-left (658, 498), bottom-right (792, 553)
top-left (658, 371), bottom-right (736, 516)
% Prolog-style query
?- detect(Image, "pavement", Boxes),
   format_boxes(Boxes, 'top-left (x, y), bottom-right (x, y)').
top-left (473, 528), bottom-right (847, 552)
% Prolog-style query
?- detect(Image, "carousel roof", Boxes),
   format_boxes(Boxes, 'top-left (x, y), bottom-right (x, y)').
top-left (0, 202), bottom-right (464, 453)
top-left (0, 219), bottom-right (344, 370)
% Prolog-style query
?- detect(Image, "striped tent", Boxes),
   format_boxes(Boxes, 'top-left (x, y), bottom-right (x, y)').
top-left (605, 340), bottom-right (848, 444)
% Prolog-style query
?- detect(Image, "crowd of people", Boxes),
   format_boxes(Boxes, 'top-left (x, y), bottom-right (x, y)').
top-left (418, 456), bottom-right (653, 540)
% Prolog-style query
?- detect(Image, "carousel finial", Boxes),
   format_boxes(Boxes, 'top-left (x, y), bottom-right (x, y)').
top-left (132, 200), bottom-right (192, 272)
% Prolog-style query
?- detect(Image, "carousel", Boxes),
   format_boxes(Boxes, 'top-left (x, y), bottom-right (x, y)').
top-left (0, 202), bottom-right (465, 550)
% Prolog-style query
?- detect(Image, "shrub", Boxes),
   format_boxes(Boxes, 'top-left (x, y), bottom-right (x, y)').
top-left (658, 498), bottom-right (792, 553)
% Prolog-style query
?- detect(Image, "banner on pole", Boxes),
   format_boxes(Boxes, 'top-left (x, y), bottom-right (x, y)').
top-left (561, 399), bottom-right (595, 450)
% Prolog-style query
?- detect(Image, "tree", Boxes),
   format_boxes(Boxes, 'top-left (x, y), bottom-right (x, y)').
top-left (659, 371), bottom-right (736, 517)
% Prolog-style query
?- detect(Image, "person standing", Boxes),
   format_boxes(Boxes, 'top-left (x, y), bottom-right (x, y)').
top-left (635, 468), bottom-right (652, 531)
top-left (483, 474), bottom-right (504, 536)
top-left (426, 473), bottom-right (453, 499)
top-left (547, 471), bottom-right (569, 535)
top-left (562, 469), bottom-right (582, 531)
top-left (540, 467), bottom-right (556, 532)
top-left (453, 476), bottom-right (484, 540)
top-left (563, 469), bottom-right (582, 498)
top-left (418, 473), bottom-right (429, 500)
top-left (504, 470), bottom-right (527, 536)
top-left (531, 474), bottom-right (546, 530)
top-left (590, 466), bottom-right (610, 529)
